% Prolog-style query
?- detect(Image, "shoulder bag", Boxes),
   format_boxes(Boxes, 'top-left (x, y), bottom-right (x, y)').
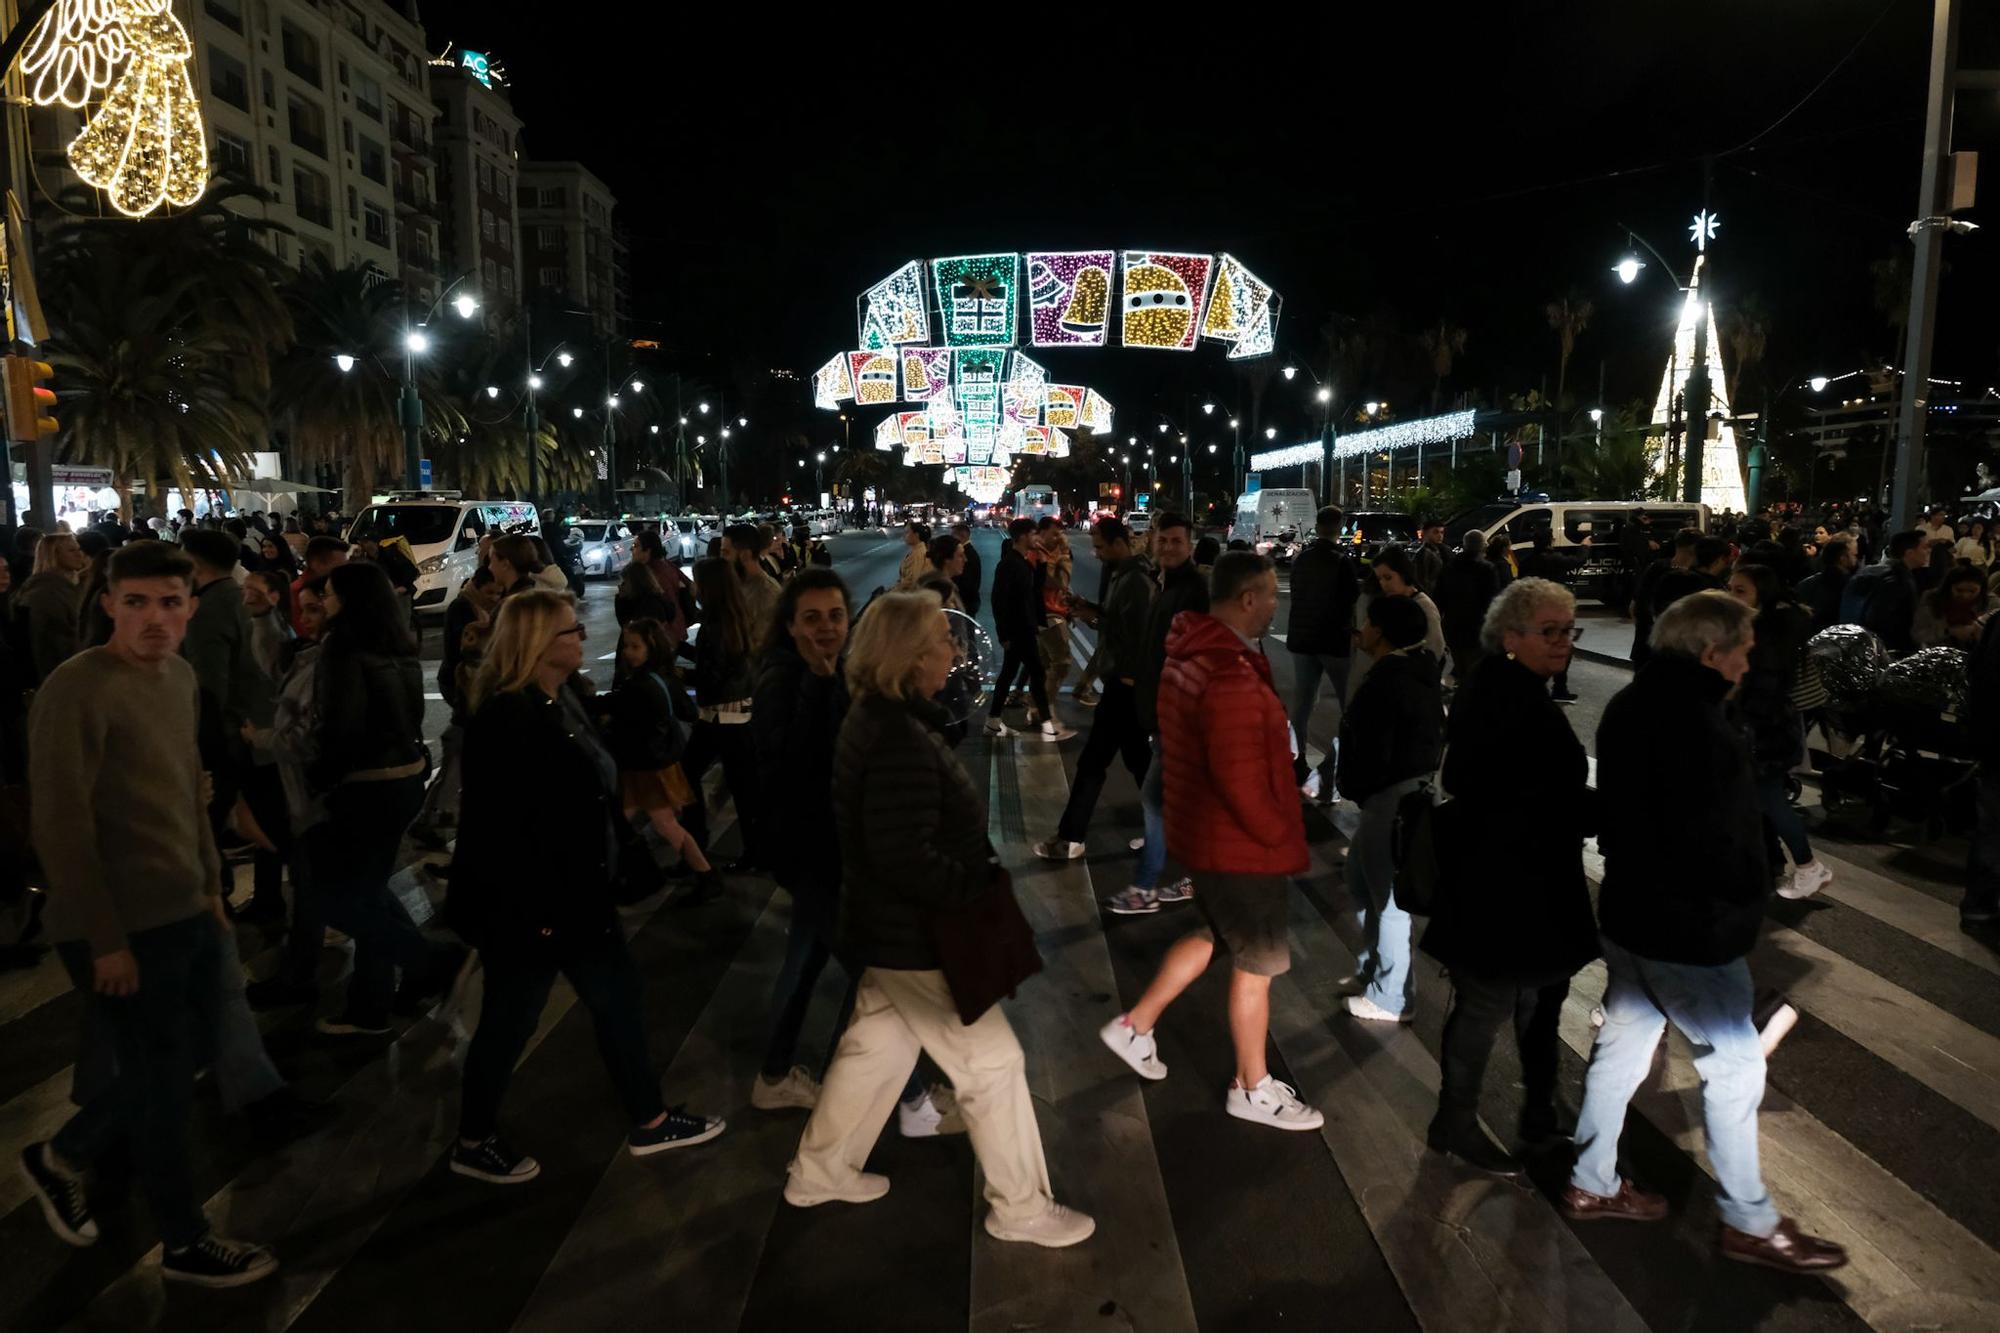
top-left (926, 863), bottom-right (1043, 1025)
top-left (1390, 747), bottom-right (1453, 916)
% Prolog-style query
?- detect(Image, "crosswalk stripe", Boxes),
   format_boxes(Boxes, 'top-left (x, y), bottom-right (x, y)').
top-left (1558, 960), bottom-right (2000, 1327)
top-left (510, 881), bottom-right (797, 1332)
top-left (990, 744), bottom-right (1198, 1332)
top-left (1807, 847), bottom-right (1998, 978)
top-left (1269, 885), bottom-right (1648, 1332)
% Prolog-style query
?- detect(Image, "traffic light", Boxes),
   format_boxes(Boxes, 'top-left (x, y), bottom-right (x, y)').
top-left (4, 355), bottom-right (56, 444)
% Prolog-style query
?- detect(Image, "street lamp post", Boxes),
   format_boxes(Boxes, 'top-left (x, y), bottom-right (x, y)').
top-left (401, 273), bottom-right (480, 490)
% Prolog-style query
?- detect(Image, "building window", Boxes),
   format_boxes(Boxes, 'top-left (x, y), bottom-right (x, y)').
top-left (364, 203), bottom-right (390, 248)
top-left (287, 95), bottom-right (327, 158)
top-left (211, 130), bottom-right (251, 179)
top-left (498, 171), bottom-right (510, 199)
top-left (538, 266), bottom-right (564, 290)
top-left (267, 145), bottom-right (280, 185)
top-left (337, 59), bottom-right (348, 87)
top-left (204, 0), bottom-right (243, 32)
top-left (499, 265), bottom-right (513, 296)
top-left (539, 187), bottom-right (565, 208)
top-left (207, 49), bottom-right (249, 110)
top-left (341, 119), bottom-right (353, 153)
top-left (536, 226), bottom-right (561, 248)
top-left (261, 69), bottom-right (275, 110)
top-left (293, 165), bottom-right (332, 228)
top-left (479, 208), bottom-right (495, 242)
top-left (481, 258), bottom-right (498, 291)
top-left (281, 22), bottom-right (322, 87)
top-left (358, 136), bottom-right (386, 185)
top-left (346, 185), bottom-right (357, 220)
top-left (354, 72), bottom-right (383, 121)
top-left (476, 158), bottom-right (491, 194)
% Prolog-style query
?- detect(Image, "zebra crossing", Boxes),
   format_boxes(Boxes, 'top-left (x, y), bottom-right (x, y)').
top-left (1, 724), bottom-right (1996, 1330)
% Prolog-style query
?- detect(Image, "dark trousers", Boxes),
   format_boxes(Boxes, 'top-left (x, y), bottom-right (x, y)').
top-left (280, 837), bottom-right (328, 987)
top-left (761, 890), bottom-right (924, 1106)
top-left (53, 914), bottom-right (221, 1250)
top-left (1968, 771), bottom-right (2000, 922)
top-left (460, 927), bottom-right (664, 1140)
top-left (680, 719), bottom-right (763, 862)
top-left (309, 776), bottom-right (430, 1024)
top-left (241, 765), bottom-right (292, 914)
top-left (1055, 679), bottom-right (1149, 843)
top-left (989, 633), bottom-right (1051, 719)
top-left (1434, 970), bottom-right (1570, 1134)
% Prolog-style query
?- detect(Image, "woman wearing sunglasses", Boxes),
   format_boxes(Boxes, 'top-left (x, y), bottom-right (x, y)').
top-left (448, 590), bottom-right (723, 1184)
top-left (1418, 577), bottom-right (1598, 1177)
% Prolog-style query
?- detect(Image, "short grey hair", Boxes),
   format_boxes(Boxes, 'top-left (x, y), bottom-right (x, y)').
top-left (1480, 577), bottom-right (1576, 652)
top-left (1462, 529), bottom-right (1487, 557)
top-left (1650, 588), bottom-right (1754, 660)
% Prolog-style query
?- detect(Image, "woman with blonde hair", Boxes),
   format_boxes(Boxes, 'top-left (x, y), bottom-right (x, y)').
top-left (448, 590), bottom-right (723, 1184)
top-left (785, 592), bottom-right (1092, 1247)
top-left (15, 530), bottom-right (85, 682)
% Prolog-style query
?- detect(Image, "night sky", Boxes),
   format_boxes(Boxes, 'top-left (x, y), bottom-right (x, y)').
top-left (424, 0), bottom-right (1996, 452)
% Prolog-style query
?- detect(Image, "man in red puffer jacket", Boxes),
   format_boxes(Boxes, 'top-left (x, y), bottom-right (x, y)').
top-left (1096, 551), bottom-right (1322, 1132)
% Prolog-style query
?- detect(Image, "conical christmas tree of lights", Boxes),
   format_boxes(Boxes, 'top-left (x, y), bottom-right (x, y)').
top-left (1648, 215), bottom-right (1746, 513)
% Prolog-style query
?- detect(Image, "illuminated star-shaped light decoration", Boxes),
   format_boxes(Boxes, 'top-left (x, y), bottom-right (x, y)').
top-left (1689, 210), bottom-right (1720, 251)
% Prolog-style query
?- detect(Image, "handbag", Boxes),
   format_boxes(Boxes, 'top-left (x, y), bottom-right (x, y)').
top-left (925, 864), bottom-right (1043, 1025)
top-left (1389, 746), bottom-right (1453, 916)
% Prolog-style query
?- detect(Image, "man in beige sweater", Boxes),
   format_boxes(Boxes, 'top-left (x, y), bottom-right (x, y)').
top-left (17, 541), bottom-right (277, 1289)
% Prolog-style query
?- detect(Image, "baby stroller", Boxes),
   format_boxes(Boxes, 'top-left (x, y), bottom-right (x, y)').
top-left (1807, 632), bottom-right (1976, 840)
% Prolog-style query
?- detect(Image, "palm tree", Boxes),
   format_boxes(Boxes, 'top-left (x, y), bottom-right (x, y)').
top-left (1719, 296), bottom-right (1769, 412)
top-left (276, 257), bottom-right (463, 508)
top-left (1418, 317), bottom-right (1469, 412)
top-left (1869, 249), bottom-right (1920, 359)
top-left (1545, 291), bottom-right (1593, 416)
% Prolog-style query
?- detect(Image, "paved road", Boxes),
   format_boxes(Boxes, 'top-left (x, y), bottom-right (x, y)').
top-left (3, 528), bottom-right (1995, 1329)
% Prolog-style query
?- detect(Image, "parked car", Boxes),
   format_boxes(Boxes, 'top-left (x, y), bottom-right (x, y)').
top-left (347, 494), bottom-right (538, 619)
top-left (568, 519), bottom-right (633, 578)
top-left (1445, 499), bottom-right (1709, 605)
top-left (1338, 510), bottom-right (1420, 558)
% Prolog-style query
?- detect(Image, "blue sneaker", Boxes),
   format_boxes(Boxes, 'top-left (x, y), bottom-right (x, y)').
top-left (629, 1106), bottom-right (725, 1156)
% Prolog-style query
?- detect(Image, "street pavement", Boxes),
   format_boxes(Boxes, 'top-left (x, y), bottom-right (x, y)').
top-left (1, 528), bottom-right (1995, 1329)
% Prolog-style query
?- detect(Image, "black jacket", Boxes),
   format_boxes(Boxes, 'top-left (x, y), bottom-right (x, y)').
top-left (450, 687), bottom-right (620, 951)
top-left (603, 665), bottom-right (690, 772)
top-left (1335, 647), bottom-right (1443, 805)
top-left (1420, 655), bottom-right (1598, 983)
top-left (309, 645), bottom-right (424, 790)
top-left (990, 543), bottom-right (1041, 644)
top-left (1518, 548), bottom-right (1573, 584)
top-left (753, 641), bottom-right (848, 896)
top-left (1135, 560), bottom-right (1210, 733)
top-left (1796, 567), bottom-right (1849, 634)
top-left (1737, 603), bottom-right (1809, 771)
top-left (690, 622), bottom-right (756, 705)
top-left (1596, 655), bottom-right (1770, 966)
top-left (1650, 566), bottom-right (1722, 617)
top-left (954, 543), bottom-right (983, 618)
top-left (1285, 538), bottom-right (1362, 655)
top-left (833, 692), bottom-right (996, 970)
top-left (1856, 564), bottom-right (1919, 655)
top-left (439, 589), bottom-right (484, 722)
top-left (1968, 613), bottom-right (2000, 768)
top-left (1095, 554), bottom-right (1156, 682)
top-left (1435, 552), bottom-right (1502, 650)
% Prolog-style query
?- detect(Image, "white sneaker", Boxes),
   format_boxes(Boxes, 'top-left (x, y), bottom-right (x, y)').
top-left (984, 718), bottom-right (1009, 738)
top-left (1033, 838), bottom-right (1086, 861)
top-left (1300, 771), bottom-right (1322, 801)
top-left (751, 1065), bottom-right (820, 1110)
top-left (898, 1088), bottom-right (966, 1137)
top-left (1778, 860), bottom-right (1833, 901)
top-left (783, 1170), bottom-right (890, 1208)
top-left (1099, 1015), bottom-right (1167, 1080)
top-left (984, 1201), bottom-right (1096, 1248)
top-left (1226, 1076), bottom-right (1324, 1132)
top-left (1128, 836), bottom-right (1146, 851)
top-left (1344, 994), bottom-right (1411, 1023)
top-left (1036, 719), bottom-right (1076, 743)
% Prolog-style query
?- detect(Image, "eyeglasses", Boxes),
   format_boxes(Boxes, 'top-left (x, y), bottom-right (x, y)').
top-left (1537, 624), bottom-right (1584, 643)
top-left (555, 623), bottom-right (587, 641)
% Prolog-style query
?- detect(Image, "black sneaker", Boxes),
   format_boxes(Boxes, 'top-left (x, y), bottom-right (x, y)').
top-left (244, 977), bottom-right (318, 1011)
top-left (393, 945), bottom-right (471, 1017)
top-left (314, 1013), bottom-right (392, 1037)
top-left (451, 1135), bottom-right (540, 1184)
top-left (628, 1106), bottom-right (726, 1156)
top-left (1426, 1121), bottom-right (1524, 1177)
top-left (160, 1232), bottom-right (277, 1288)
top-left (19, 1142), bottom-right (97, 1246)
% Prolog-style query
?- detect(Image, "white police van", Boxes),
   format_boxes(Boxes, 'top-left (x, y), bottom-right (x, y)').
top-left (347, 493), bottom-right (539, 618)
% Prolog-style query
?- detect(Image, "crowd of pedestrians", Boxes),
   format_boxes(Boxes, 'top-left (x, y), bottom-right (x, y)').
top-left (11, 489), bottom-right (1997, 1293)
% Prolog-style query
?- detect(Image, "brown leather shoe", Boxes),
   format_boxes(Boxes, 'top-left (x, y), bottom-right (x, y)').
top-left (1559, 1179), bottom-right (1669, 1223)
top-left (1719, 1218), bottom-right (1850, 1273)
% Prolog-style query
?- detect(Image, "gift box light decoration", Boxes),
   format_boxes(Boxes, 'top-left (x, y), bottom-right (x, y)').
top-left (1120, 251), bottom-right (1213, 350)
top-left (1026, 250), bottom-right (1114, 347)
top-left (23, 0), bottom-right (211, 218)
top-left (1229, 290), bottom-right (1279, 361)
top-left (1081, 388), bottom-right (1114, 434)
top-left (874, 415), bottom-right (903, 451)
top-left (1044, 384), bottom-right (1084, 429)
top-left (896, 410), bottom-right (930, 452)
top-left (931, 254), bottom-right (1019, 346)
top-left (899, 346), bottom-right (951, 402)
top-left (1047, 427), bottom-right (1072, 458)
top-left (857, 260), bottom-right (930, 349)
top-left (849, 349), bottom-right (899, 406)
top-left (1019, 425), bottom-right (1050, 455)
top-left (952, 348), bottom-right (1007, 464)
top-left (813, 353), bottom-right (854, 409)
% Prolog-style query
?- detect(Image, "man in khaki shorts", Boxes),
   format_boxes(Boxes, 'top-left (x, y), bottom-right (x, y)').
top-left (1096, 552), bottom-right (1322, 1131)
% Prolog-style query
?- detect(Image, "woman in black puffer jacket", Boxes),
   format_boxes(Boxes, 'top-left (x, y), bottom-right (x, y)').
top-left (783, 592), bottom-right (1093, 1249)
top-left (1725, 563), bottom-right (1830, 900)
